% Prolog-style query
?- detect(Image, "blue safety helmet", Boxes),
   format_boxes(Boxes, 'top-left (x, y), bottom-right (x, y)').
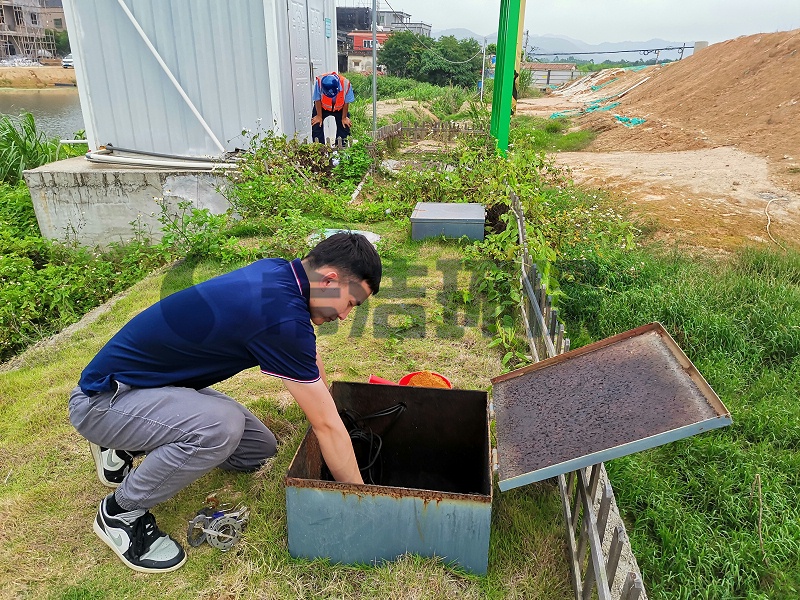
top-left (320, 74), bottom-right (341, 98)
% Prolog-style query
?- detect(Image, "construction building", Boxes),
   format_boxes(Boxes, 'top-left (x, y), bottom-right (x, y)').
top-left (39, 0), bottom-right (66, 31)
top-left (0, 0), bottom-right (56, 61)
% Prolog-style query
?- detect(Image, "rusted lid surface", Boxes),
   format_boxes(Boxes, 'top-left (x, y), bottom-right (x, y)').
top-left (491, 323), bottom-right (731, 491)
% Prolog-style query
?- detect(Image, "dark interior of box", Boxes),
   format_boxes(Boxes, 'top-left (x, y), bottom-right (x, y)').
top-left (286, 381), bottom-right (491, 496)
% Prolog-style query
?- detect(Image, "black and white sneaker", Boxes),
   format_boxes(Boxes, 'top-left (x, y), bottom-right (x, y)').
top-left (90, 443), bottom-right (134, 488)
top-left (93, 494), bottom-right (187, 573)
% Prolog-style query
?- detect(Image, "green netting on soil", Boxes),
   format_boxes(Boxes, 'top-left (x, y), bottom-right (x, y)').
top-left (586, 101), bottom-right (620, 113)
top-left (590, 77), bottom-right (618, 91)
top-left (614, 114), bottom-right (646, 127)
top-left (549, 109), bottom-right (583, 119)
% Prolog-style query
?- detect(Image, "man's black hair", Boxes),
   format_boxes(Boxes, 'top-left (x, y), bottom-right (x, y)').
top-left (304, 232), bottom-right (382, 294)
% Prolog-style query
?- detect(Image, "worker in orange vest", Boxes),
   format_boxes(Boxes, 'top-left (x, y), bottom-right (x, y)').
top-left (311, 72), bottom-right (355, 144)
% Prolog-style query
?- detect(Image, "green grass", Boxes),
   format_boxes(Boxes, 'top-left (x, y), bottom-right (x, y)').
top-left (0, 118), bottom-right (616, 596)
top-left (348, 74), bottom-right (460, 104)
top-left (0, 235), bottom-right (572, 599)
top-left (510, 116), bottom-right (595, 152)
top-left (4, 106), bottom-right (794, 599)
top-left (347, 74), bottom-right (480, 122)
top-left (0, 183), bottom-right (168, 362)
top-left (560, 246), bottom-right (800, 599)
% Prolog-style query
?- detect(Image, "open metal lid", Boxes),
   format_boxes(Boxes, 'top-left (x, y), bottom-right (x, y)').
top-left (490, 323), bottom-right (732, 492)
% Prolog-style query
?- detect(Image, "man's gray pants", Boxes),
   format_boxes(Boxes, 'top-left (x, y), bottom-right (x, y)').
top-left (69, 383), bottom-right (277, 511)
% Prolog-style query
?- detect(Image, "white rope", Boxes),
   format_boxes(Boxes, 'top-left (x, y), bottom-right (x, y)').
top-left (764, 198), bottom-right (788, 251)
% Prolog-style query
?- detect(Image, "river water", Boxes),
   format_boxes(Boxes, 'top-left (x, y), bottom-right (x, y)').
top-left (0, 88), bottom-right (85, 140)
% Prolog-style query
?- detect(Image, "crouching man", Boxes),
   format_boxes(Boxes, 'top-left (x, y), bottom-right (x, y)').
top-left (69, 232), bottom-right (380, 572)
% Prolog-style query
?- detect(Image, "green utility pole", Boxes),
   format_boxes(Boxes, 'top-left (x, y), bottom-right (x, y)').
top-left (490, 0), bottom-right (522, 155)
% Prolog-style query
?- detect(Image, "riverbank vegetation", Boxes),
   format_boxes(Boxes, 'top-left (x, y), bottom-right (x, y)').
top-left (0, 113), bottom-right (165, 362)
top-left (0, 181), bottom-right (166, 362)
top-left (2, 93), bottom-right (799, 598)
top-left (0, 112), bottom-right (83, 184)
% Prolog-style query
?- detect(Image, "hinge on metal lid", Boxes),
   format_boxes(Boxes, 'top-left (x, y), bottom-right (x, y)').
top-left (492, 448), bottom-right (499, 472)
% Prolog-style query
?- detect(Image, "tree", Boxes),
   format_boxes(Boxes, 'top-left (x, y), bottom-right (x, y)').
top-left (379, 33), bottom-right (482, 88)
top-left (47, 29), bottom-right (70, 56)
top-left (378, 31), bottom-right (424, 79)
top-left (422, 36), bottom-right (482, 88)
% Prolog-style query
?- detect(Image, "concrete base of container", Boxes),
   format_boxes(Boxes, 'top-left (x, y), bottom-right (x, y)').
top-left (23, 157), bottom-right (229, 248)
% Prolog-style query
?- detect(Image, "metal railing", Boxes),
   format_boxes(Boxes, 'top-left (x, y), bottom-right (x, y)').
top-left (510, 192), bottom-right (646, 600)
top-left (323, 136), bottom-right (353, 149)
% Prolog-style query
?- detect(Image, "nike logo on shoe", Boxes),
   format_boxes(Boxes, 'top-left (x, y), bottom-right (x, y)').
top-left (107, 527), bottom-right (130, 549)
top-left (103, 449), bottom-right (126, 472)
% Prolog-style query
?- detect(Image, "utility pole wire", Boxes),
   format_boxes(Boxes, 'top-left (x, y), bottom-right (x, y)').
top-left (529, 45), bottom-right (688, 56)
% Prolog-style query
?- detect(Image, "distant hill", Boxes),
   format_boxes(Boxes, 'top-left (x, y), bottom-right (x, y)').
top-left (432, 28), bottom-right (497, 44)
top-left (430, 29), bottom-right (692, 62)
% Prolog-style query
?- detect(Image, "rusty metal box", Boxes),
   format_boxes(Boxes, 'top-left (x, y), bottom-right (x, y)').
top-left (285, 324), bottom-right (731, 575)
top-left (286, 381), bottom-right (493, 573)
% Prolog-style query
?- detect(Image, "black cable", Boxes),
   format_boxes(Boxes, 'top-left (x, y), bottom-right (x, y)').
top-left (103, 143), bottom-right (225, 163)
top-left (329, 402), bottom-right (406, 485)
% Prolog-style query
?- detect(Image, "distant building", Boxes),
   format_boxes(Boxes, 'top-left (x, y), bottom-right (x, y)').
top-left (336, 6), bottom-right (371, 32)
top-left (335, 4), bottom-right (430, 72)
top-left (39, 0), bottom-right (66, 31)
top-left (376, 9), bottom-right (430, 37)
top-left (523, 62), bottom-right (580, 89)
top-left (0, 0), bottom-right (57, 60)
top-left (346, 29), bottom-right (391, 73)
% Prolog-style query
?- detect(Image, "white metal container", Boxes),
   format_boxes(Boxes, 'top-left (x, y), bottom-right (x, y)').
top-left (62, 0), bottom-right (338, 156)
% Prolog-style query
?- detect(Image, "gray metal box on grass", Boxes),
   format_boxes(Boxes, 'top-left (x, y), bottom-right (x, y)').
top-left (285, 323), bottom-right (731, 575)
top-left (410, 202), bottom-right (485, 241)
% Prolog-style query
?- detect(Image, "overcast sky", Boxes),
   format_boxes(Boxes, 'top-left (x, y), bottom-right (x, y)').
top-left (351, 0), bottom-right (800, 45)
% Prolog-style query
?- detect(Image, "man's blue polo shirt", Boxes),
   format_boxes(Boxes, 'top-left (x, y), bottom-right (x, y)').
top-left (79, 258), bottom-right (320, 395)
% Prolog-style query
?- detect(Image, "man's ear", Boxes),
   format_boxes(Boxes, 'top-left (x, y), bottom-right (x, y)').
top-left (319, 270), bottom-right (340, 286)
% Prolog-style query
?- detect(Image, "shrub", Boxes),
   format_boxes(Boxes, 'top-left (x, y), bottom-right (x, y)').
top-left (0, 113), bottom-right (62, 184)
top-left (0, 183), bottom-right (167, 362)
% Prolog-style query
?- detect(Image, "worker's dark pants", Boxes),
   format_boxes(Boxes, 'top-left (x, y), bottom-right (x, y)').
top-left (311, 105), bottom-right (350, 144)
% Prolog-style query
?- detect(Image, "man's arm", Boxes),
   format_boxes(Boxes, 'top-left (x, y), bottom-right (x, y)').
top-left (315, 351), bottom-right (328, 388)
top-left (341, 80), bottom-right (354, 128)
top-left (312, 99), bottom-right (324, 126)
top-left (341, 103), bottom-right (351, 128)
top-left (283, 377), bottom-right (363, 484)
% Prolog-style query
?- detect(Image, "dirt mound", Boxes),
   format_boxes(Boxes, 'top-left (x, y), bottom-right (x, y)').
top-left (375, 99), bottom-right (437, 122)
top-left (515, 31), bottom-right (800, 253)
top-left (578, 29), bottom-right (800, 190)
top-left (0, 66), bottom-right (76, 88)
